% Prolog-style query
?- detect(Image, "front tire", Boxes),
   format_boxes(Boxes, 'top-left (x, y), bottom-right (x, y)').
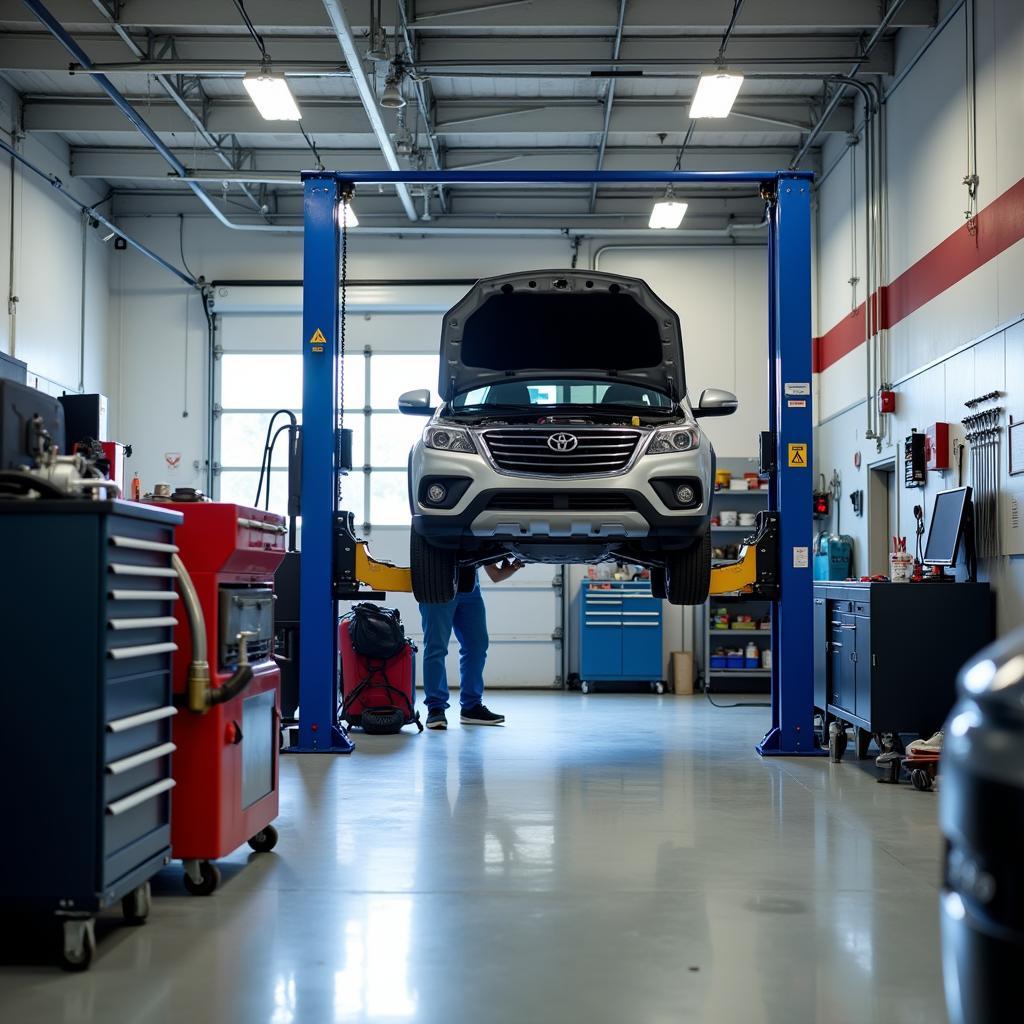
top-left (665, 527), bottom-right (712, 606)
top-left (411, 529), bottom-right (457, 603)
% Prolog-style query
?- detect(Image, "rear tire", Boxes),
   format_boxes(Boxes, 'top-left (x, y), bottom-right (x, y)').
top-left (649, 566), bottom-right (667, 599)
top-left (665, 527), bottom-right (712, 606)
top-left (411, 529), bottom-right (458, 604)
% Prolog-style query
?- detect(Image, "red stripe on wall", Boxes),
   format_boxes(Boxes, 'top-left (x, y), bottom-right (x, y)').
top-left (814, 174), bottom-right (1024, 372)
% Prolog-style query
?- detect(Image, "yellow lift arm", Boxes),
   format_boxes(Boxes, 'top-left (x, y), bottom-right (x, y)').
top-left (334, 510), bottom-right (780, 602)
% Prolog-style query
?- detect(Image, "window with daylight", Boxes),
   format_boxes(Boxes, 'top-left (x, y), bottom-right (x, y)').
top-left (217, 351), bottom-right (439, 527)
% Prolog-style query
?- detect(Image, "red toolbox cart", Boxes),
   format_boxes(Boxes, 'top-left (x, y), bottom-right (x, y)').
top-left (162, 501), bottom-right (286, 894)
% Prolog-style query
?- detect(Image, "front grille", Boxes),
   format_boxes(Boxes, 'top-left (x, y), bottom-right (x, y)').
top-left (481, 428), bottom-right (642, 475)
top-left (487, 493), bottom-right (636, 511)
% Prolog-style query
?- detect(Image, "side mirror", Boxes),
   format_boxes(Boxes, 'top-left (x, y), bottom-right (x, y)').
top-left (693, 388), bottom-right (738, 418)
top-left (398, 388), bottom-right (436, 416)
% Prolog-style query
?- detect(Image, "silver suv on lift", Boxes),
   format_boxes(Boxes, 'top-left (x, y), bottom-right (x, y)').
top-left (400, 269), bottom-right (737, 605)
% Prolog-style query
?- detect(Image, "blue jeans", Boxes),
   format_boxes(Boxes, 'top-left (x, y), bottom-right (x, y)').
top-left (419, 584), bottom-right (489, 712)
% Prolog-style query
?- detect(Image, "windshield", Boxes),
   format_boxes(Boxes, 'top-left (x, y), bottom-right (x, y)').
top-left (451, 379), bottom-right (675, 410)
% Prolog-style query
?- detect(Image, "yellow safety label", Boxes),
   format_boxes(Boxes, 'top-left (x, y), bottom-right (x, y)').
top-left (787, 443), bottom-right (808, 467)
top-left (309, 327), bottom-right (328, 352)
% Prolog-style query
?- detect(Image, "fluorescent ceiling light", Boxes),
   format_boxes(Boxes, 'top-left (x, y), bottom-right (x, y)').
top-left (243, 73), bottom-right (302, 121)
top-left (338, 203), bottom-right (359, 228)
top-left (688, 71), bottom-right (744, 119)
top-left (648, 200), bottom-right (688, 230)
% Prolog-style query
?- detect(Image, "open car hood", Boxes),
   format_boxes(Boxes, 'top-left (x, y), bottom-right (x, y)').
top-left (437, 270), bottom-right (686, 403)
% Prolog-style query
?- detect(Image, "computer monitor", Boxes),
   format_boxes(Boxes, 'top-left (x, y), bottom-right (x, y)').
top-left (923, 486), bottom-right (973, 568)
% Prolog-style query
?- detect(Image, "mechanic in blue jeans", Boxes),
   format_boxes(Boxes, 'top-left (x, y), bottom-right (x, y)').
top-left (419, 557), bottom-right (523, 729)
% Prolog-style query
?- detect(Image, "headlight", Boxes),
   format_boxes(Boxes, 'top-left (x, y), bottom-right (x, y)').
top-left (646, 426), bottom-right (699, 455)
top-left (423, 425), bottom-right (478, 454)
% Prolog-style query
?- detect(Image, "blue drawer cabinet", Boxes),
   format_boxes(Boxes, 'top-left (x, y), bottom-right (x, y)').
top-left (580, 581), bottom-right (663, 688)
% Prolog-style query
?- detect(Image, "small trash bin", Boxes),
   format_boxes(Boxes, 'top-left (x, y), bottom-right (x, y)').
top-left (940, 627), bottom-right (1024, 1024)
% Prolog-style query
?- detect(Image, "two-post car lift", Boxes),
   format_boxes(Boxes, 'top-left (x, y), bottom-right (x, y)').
top-left (295, 169), bottom-right (820, 757)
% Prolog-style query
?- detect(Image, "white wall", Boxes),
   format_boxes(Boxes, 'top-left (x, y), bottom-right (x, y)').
top-left (813, 0), bottom-right (1024, 632)
top-left (0, 80), bottom-right (110, 399)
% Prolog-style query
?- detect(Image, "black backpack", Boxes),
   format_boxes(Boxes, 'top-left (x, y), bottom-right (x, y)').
top-left (349, 603), bottom-right (406, 661)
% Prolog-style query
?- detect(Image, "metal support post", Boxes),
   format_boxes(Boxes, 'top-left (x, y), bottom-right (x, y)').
top-left (294, 173), bottom-right (353, 753)
top-left (757, 175), bottom-right (820, 756)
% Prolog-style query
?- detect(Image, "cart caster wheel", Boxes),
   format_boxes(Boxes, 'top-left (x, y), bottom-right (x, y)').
top-left (581, 681), bottom-right (592, 694)
top-left (60, 918), bottom-right (95, 972)
top-left (248, 824), bottom-right (279, 853)
top-left (121, 881), bottom-right (151, 924)
top-left (183, 860), bottom-right (221, 896)
top-left (653, 681), bottom-right (665, 694)
top-left (911, 768), bottom-right (933, 792)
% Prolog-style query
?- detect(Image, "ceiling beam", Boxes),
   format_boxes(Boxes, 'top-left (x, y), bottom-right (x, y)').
top-left (0, 0), bottom-right (936, 33)
top-left (413, 34), bottom-right (895, 74)
top-left (0, 30), bottom-right (895, 75)
top-left (70, 145), bottom-right (817, 183)
top-left (25, 97), bottom-right (851, 136)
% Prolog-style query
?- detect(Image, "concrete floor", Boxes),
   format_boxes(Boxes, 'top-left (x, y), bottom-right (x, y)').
top-left (1, 692), bottom-right (947, 1023)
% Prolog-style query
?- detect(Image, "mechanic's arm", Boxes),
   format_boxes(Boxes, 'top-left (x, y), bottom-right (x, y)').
top-left (484, 557), bottom-right (524, 583)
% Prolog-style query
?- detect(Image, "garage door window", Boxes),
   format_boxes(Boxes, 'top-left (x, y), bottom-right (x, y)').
top-left (217, 352), bottom-right (435, 526)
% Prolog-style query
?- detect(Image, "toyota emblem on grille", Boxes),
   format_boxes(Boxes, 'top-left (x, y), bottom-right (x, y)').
top-left (547, 432), bottom-right (579, 452)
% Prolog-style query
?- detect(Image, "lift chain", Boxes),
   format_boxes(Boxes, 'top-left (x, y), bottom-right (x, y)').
top-left (337, 185), bottom-right (353, 507)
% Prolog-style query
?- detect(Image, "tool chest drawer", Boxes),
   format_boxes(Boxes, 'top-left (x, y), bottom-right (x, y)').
top-left (0, 500), bottom-right (181, 916)
top-left (580, 580), bottom-right (663, 682)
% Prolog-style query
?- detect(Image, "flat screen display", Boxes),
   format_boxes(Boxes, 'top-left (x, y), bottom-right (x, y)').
top-left (923, 486), bottom-right (972, 567)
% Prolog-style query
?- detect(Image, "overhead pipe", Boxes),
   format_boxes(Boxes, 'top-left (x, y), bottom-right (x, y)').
top-left (320, 0), bottom-right (418, 222)
top-left (86, 0), bottom-right (265, 215)
top-left (23, 0), bottom-right (302, 234)
top-left (589, 0), bottom-right (628, 213)
top-left (789, 0), bottom-right (907, 170)
top-left (0, 135), bottom-right (197, 288)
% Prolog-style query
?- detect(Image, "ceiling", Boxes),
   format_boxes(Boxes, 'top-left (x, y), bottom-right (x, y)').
top-left (0, 1), bottom-right (936, 232)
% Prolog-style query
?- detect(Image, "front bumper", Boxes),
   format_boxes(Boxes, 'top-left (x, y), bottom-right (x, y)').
top-left (409, 435), bottom-right (713, 548)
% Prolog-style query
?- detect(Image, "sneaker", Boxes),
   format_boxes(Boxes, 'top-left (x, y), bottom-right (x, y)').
top-left (425, 710), bottom-right (448, 730)
top-left (460, 704), bottom-right (505, 726)
top-left (907, 731), bottom-right (943, 756)
top-left (875, 749), bottom-right (902, 768)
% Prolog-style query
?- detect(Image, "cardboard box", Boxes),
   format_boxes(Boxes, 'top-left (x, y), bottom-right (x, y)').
top-left (671, 651), bottom-right (694, 694)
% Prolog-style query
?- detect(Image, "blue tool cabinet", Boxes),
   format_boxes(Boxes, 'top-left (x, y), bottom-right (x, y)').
top-left (579, 580), bottom-right (664, 693)
top-left (0, 500), bottom-right (182, 970)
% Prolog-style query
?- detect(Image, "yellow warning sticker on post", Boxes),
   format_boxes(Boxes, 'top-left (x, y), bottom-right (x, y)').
top-left (309, 327), bottom-right (328, 352)
top-left (787, 443), bottom-right (808, 467)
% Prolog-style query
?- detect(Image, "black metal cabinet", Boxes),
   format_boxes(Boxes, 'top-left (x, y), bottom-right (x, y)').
top-left (813, 581), bottom-right (993, 743)
top-left (0, 499), bottom-right (182, 969)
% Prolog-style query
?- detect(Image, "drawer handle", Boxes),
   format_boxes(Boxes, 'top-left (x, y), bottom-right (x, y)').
top-left (584, 622), bottom-right (619, 627)
top-left (622, 611), bottom-right (659, 617)
top-left (109, 563), bottom-right (178, 578)
top-left (106, 742), bottom-right (177, 775)
top-left (830, 621), bottom-right (856, 630)
top-left (237, 517), bottom-right (287, 534)
top-left (110, 535), bottom-right (179, 554)
top-left (106, 778), bottom-right (175, 816)
top-left (107, 705), bottom-right (177, 733)
top-left (108, 641), bottom-right (178, 661)
top-left (108, 616), bottom-right (178, 631)
top-left (109, 589), bottom-right (179, 602)
top-left (623, 622), bottom-right (659, 627)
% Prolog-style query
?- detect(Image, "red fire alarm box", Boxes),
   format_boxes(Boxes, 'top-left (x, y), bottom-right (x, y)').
top-left (878, 388), bottom-right (896, 414)
top-left (925, 422), bottom-right (950, 471)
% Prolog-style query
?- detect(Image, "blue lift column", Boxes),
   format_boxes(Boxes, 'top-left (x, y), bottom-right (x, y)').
top-left (757, 174), bottom-right (819, 756)
top-left (295, 173), bottom-right (354, 753)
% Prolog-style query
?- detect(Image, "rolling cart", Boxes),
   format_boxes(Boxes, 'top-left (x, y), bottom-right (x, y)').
top-left (1, 500), bottom-right (182, 969)
top-left (578, 579), bottom-right (665, 693)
